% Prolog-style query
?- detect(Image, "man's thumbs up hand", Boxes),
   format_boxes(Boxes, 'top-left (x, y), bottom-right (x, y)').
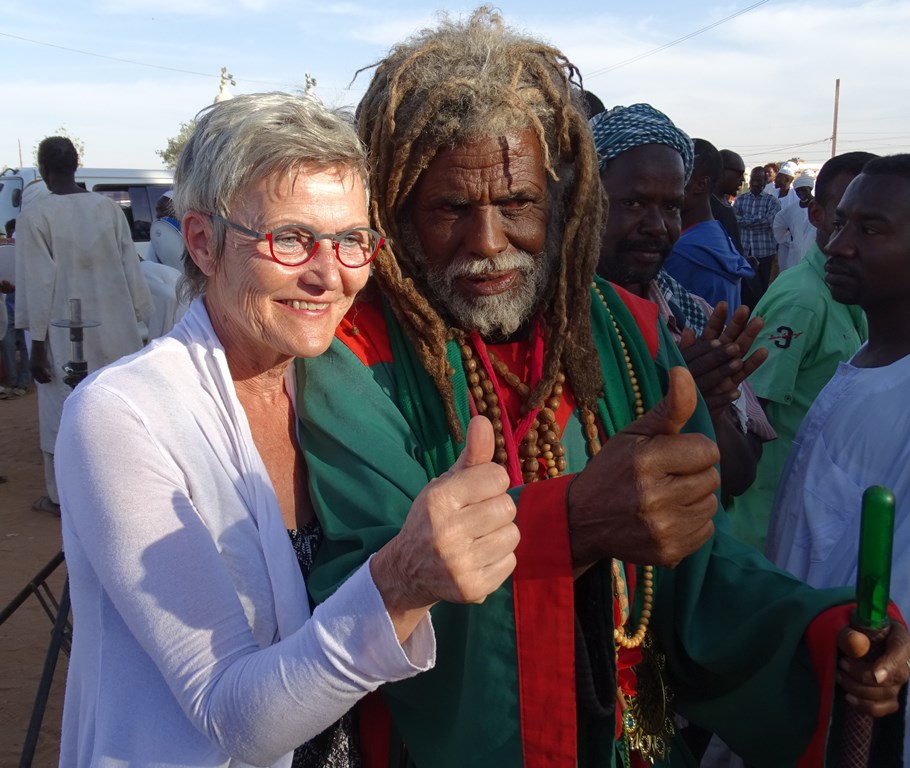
top-left (568, 367), bottom-right (720, 569)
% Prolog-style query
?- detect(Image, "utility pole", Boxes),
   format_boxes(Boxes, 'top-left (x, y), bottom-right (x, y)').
top-left (831, 78), bottom-right (840, 158)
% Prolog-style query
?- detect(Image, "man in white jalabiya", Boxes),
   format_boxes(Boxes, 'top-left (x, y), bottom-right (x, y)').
top-left (15, 136), bottom-right (152, 515)
top-left (773, 171), bottom-right (816, 271)
top-left (767, 152), bottom-right (910, 767)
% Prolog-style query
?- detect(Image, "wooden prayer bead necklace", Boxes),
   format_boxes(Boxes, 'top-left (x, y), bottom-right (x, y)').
top-left (454, 282), bottom-right (653, 649)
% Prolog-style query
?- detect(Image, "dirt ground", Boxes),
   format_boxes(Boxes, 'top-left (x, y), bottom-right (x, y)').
top-left (0, 389), bottom-right (66, 767)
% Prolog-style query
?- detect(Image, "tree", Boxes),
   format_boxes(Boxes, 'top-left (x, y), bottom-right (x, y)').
top-left (157, 68), bottom-right (319, 169)
top-left (156, 120), bottom-right (196, 169)
top-left (32, 126), bottom-right (85, 167)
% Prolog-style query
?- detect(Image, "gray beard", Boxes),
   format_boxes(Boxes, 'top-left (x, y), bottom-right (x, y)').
top-left (400, 226), bottom-right (557, 338)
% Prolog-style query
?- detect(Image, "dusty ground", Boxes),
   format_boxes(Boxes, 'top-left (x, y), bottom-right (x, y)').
top-left (0, 390), bottom-right (66, 767)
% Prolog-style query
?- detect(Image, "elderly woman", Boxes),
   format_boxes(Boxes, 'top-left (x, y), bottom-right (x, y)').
top-left (54, 93), bottom-right (519, 767)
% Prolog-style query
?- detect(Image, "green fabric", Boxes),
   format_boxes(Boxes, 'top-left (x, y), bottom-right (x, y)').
top-left (298, 277), bottom-right (850, 768)
top-left (380, 298), bottom-right (470, 476)
top-left (727, 244), bottom-right (868, 552)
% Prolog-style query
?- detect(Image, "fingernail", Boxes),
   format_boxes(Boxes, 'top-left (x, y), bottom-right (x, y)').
top-left (845, 694), bottom-right (859, 706)
top-left (874, 668), bottom-right (888, 684)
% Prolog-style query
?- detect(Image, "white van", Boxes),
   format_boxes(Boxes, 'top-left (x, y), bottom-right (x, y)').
top-left (0, 166), bottom-right (175, 258)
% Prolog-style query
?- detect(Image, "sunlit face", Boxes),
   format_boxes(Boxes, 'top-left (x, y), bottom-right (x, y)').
top-left (810, 171), bottom-right (857, 248)
top-left (405, 130), bottom-right (554, 337)
top-left (795, 186), bottom-right (814, 205)
top-left (824, 172), bottom-right (910, 310)
top-left (194, 167), bottom-right (370, 371)
top-left (597, 144), bottom-right (685, 291)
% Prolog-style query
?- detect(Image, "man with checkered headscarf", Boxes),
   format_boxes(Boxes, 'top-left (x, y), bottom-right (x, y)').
top-left (592, 104), bottom-right (773, 509)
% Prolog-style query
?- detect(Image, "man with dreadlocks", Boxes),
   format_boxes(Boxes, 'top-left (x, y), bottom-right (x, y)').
top-left (297, 8), bottom-right (910, 768)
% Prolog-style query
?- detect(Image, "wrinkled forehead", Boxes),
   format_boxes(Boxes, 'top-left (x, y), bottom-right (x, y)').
top-left (231, 162), bottom-right (365, 212)
top-left (412, 130), bottom-right (549, 201)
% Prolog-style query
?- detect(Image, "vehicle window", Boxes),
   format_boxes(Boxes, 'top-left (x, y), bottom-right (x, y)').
top-left (92, 184), bottom-right (171, 242)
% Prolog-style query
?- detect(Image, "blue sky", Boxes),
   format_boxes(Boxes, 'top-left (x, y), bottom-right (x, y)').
top-left (2, 0), bottom-right (909, 172)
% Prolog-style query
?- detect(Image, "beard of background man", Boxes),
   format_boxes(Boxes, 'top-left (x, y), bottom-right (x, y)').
top-left (601, 234), bottom-right (674, 289)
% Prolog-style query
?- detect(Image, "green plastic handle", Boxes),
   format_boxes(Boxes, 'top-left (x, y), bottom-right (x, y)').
top-left (855, 485), bottom-right (896, 630)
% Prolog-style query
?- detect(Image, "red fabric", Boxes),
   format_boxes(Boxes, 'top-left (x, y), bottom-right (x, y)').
top-left (798, 602), bottom-right (906, 767)
top-left (336, 299), bottom-right (393, 367)
top-left (486, 338), bottom-right (579, 484)
top-left (358, 692), bottom-right (393, 768)
top-left (613, 563), bottom-right (644, 738)
top-left (610, 282), bottom-right (660, 359)
top-left (513, 474), bottom-right (577, 768)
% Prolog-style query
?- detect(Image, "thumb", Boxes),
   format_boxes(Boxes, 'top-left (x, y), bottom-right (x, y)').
top-left (451, 415), bottom-right (496, 471)
top-left (623, 366), bottom-right (697, 437)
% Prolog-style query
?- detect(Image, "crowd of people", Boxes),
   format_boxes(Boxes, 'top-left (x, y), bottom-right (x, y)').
top-left (3, 6), bottom-right (909, 767)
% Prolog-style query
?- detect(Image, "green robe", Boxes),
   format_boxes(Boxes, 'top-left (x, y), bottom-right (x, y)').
top-left (298, 278), bottom-right (853, 768)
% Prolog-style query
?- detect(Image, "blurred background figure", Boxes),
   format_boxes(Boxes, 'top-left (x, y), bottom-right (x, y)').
top-left (14, 136), bottom-right (152, 516)
top-left (774, 171), bottom-right (816, 271)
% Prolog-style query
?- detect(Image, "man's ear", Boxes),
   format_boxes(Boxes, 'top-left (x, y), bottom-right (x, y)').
top-left (807, 199), bottom-right (823, 230)
top-left (686, 174), bottom-right (710, 196)
top-left (183, 211), bottom-right (218, 278)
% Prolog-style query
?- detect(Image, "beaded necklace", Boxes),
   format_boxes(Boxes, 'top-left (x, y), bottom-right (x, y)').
top-left (454, 284), bottom-right (653, 650)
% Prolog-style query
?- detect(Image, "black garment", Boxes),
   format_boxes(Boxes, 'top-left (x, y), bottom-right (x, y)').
top-left (288, 522), bottom-right (363, 768)
top-left (711, 195), bottom-right (744, 256)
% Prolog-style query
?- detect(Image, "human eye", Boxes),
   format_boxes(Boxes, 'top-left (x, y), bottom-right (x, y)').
top-left (337, 231), bottom-right (366, 252)
top-left (501, 196), bottom-right (532, 210)
top-left (272, 226), bottom-right (313, 255)
top-left (437, 200), bottom-right (469, 216)
top-left (335, 228), bottom-right (377, 263)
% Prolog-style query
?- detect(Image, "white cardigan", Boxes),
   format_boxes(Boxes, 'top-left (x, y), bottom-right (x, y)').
top-left (56, 299), bottom-right (434, 767)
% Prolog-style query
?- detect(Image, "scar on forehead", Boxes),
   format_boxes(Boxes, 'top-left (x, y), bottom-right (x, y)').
top-left (498, 136), bottom-right (515, 187)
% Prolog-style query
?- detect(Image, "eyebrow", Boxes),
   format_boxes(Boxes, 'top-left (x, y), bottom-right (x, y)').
top-left (836, 208), bottom-right (893, 225)
top-left (618, 187), bottom-right (684, 203)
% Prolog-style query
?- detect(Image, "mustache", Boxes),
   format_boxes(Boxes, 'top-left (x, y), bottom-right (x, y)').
top-left (616, 237), bottom-right (672, 257)
top-left (441, 251), bottom-right (540, 280)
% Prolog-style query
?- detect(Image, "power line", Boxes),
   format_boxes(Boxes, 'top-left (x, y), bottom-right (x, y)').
top-left (735, 137), bottom-right (832, 154)
top-left (586, 0), bottom-right (770, 78)
top-left (0, 29), bottom-right (295, 88)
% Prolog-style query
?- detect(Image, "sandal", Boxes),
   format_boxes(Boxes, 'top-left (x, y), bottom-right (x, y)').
top-left (32, 496), bottom-right (61, 516)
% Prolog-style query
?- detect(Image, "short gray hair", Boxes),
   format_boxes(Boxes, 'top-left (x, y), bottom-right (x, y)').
top-left (173, 92), bottom-right (368, 299)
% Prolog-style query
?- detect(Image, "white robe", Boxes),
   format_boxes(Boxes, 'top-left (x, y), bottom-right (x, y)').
top-left (139, 259), bottom-right (188, 341)
top-left (772, 203), bottom-right (816, 271)
top-left (14, 191), bottom-right (153, 452)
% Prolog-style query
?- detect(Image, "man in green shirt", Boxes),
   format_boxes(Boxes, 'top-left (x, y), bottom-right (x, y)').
top-left (727, 152), bottom-right (875, 553)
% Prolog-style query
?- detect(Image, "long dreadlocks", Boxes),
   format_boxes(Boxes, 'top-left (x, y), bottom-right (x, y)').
top-left (357, 7), bottom-right (605, 441)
